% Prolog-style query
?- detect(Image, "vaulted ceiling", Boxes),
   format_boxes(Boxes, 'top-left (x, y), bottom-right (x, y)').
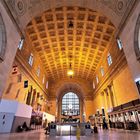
top-left (26, 6), bottom-right (116, 81)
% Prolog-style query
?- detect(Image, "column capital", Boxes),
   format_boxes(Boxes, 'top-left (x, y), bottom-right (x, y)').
top-left (101, 92), bottom-right (104, 96)
top-left (108, 84), bottom-right (113, 90)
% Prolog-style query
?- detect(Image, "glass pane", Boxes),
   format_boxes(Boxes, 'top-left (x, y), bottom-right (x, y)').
top-left (61, 92), bottom-right (80, 116)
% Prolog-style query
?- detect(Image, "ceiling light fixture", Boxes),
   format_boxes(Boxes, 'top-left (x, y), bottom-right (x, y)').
top-left (67, 63), bottom-right (74, 77)
top-left (67, 55), bottom-right (74, 78)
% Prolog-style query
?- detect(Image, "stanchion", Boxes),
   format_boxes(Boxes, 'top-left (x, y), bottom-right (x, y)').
top-left (76, 125), bottom-right (80, 140)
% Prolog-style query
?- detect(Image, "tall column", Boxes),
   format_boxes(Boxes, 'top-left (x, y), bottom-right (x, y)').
top-left (82, 99), bottom-right (86, 122)
top-left (107, 87), bottom-right (113, 110)
top-left (108, 85), bottom-right (114, 108)
top-left (101, 92), bottom-right (105, 108)
top-left (109, 83), bottom-right (118, 106)
top-left (0, 3), bottom-right (21, 99)
top-left (104, 89), bottom-right (109, 113)
top-left (31, 89), bottom-right (36, 107)
top-left (104, 89), bottom-right (110, 111)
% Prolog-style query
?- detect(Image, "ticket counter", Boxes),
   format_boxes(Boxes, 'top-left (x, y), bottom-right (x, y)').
top-left (108, 99), bottom-right (140, 130)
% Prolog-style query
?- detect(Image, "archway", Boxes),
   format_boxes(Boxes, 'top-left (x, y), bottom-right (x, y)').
top-left (61, 92), bottom-right (80, 123)
top-left (5, 0), bottom-right (128, 31)
top-left (56, 82), bottom-right (85, 122)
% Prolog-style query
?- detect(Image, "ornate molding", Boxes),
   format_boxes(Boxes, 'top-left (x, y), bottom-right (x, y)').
top-left (15, 0), bottom-right (27, 16)
top-left (93, 50), bottom-right (127, 97)
top-left (6, 0), bottom-right (27, 16)
top-left (101, 0), bottom-right (133, 16)
top-left (15, 51), bottom-right (49, 98)
top-left (5, 0), bottom-right (136, 26)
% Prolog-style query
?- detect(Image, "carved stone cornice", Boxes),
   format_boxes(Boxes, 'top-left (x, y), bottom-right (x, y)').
top-left (101, 92), bottom-right (104, 96)
top-left (116, 0), bottom-right (139, 37)
top-left (93, 50), bottom-right (127, 98)
top-left (104, 88), bottom-right (108, 94)
top-left (108, 85), bottom-right (112, 90)
top-left (15, 51), bottom-right (49, 98)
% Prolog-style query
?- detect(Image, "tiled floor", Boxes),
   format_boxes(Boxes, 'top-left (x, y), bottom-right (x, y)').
top-left (0, 129), bottom-right (140, 140)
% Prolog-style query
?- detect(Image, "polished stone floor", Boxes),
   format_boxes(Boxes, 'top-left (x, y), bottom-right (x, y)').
top-left (0, 129), bottom-right (140, 140)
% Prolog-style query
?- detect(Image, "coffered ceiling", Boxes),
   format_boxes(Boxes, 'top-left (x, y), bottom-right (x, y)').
top-left (26, 6), bottom-right (116, 80)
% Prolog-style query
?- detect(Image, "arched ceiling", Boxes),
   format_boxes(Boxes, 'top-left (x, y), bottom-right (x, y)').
top-left (25, 6), bottom-right (116, 81)
top-left (5, 0), bottom-right (135, 30)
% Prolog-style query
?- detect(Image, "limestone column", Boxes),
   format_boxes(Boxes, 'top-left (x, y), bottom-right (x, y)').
top-left (30, 88), bottom-right (36, 106)
top-left (108, 85), bottom-right (114, 108)
top-left (104, 89), bottom-right (110, 111)
top-left (109, 83), bottom-right (118, 106)
top-left (107, 87), bottom-right (113, 109)
top-left (32, 89), bottom-right (37, 107)
top-left (101, 92), bottom-right (105, 108)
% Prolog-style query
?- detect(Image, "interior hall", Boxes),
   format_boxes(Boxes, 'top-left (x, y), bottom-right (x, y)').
top-left (0, 0), bottom-right (140, 139)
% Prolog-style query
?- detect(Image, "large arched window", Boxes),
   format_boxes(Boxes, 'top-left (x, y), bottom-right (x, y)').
top-left (62, 92), bottom-right (80, 116)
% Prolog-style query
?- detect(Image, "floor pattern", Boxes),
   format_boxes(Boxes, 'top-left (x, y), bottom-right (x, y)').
top-left (0, 129), bottom-right (140, 140)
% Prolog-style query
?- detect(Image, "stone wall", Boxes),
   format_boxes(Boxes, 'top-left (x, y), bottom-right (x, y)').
top-left (0, 2), bottom-right (20, 98)
top-left (120, 0), bottom-right (140, 86)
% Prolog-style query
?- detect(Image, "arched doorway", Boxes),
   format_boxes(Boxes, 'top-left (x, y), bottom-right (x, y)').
top-left (57, 91), bottom-right (84, 123)
top-left (62, 92), bottom-right (80, 116)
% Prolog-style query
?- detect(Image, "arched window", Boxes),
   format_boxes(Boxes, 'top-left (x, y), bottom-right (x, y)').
top-left (36, 66), bottom-right (40, 77)
top-left (18, 37), bottom-right (24, 50)
top-left (28, 53), bottom-right (34, 66)
top-left (100, 66), bottom-right (104, 76)
top-left (96, 75), bottom-right (99, 84)
top-left (62, 92), bottom-right (80, 116)
top-left (117, 38), bottom-right (123, 50)
top-left (107, 53), bottom-right (112, 66)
